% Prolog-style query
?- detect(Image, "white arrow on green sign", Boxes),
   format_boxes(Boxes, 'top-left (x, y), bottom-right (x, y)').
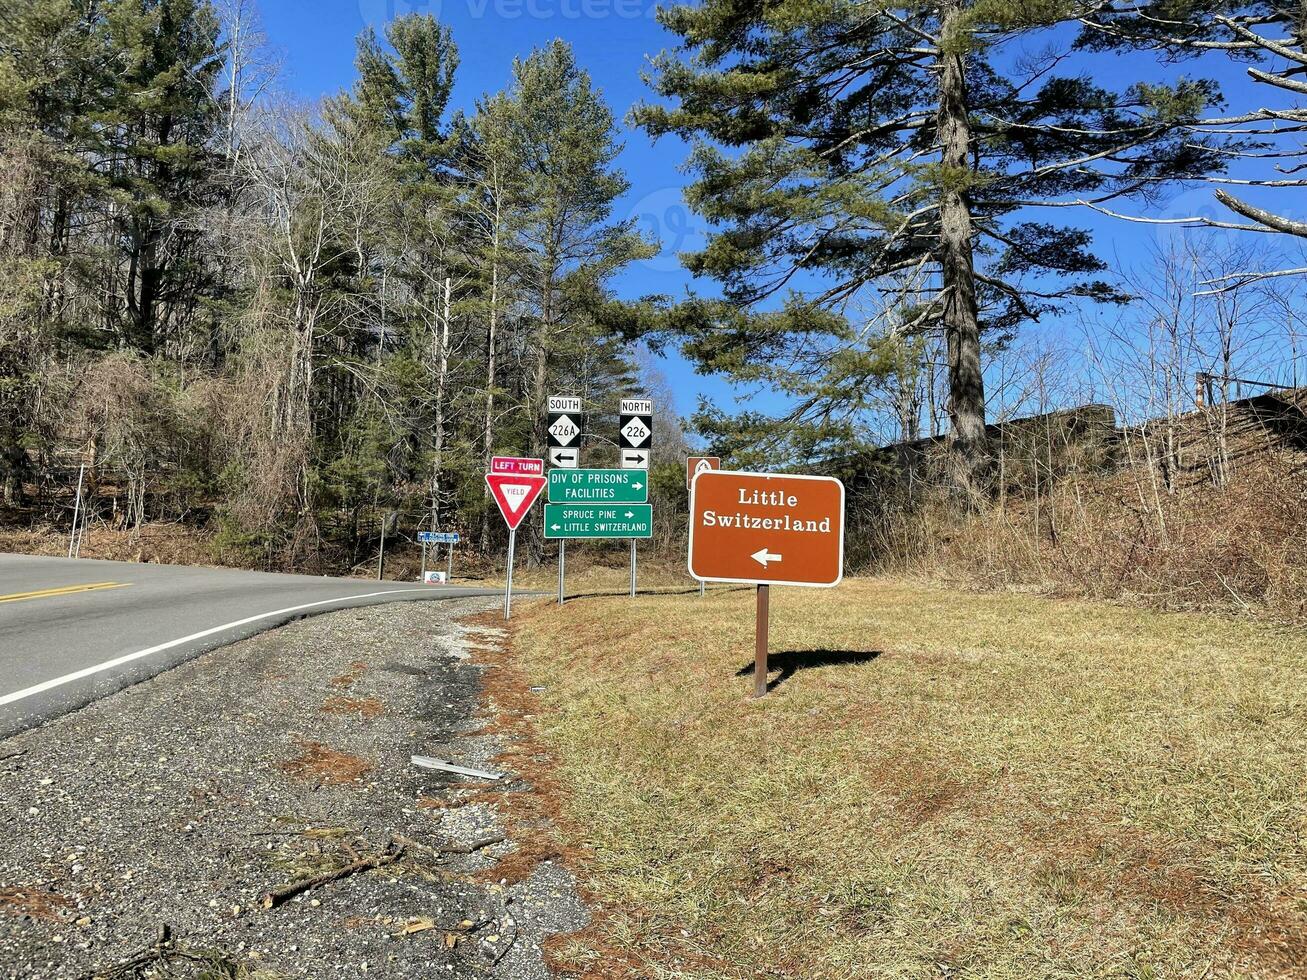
top-left (548, 468), bottom-right (648, 503)
top-left (544, 503), bottom-right (653, 539)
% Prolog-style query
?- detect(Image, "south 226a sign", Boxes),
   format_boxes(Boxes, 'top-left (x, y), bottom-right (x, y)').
top-left (547, 396), bottom-right (582, 469)
top-left (619, 398), bottom-right (652, 470)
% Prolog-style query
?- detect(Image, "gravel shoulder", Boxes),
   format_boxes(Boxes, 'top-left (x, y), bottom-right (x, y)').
top-left (0, 598), bottom-right (588, 979)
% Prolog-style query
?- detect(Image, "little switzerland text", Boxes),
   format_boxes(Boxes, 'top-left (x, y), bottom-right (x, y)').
top-left (700, 511), bottom-right (833, 533)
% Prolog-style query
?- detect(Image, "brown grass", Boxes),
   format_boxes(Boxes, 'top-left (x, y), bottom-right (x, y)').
top-left (278, 739), bottom-right (372, 786)
top-left (320, 695), bottom-right (384, 720)
top-left (498, 578), bottom-right (1307, 979)
top-left (882, 457), bottom-right (1307, 624)
top-left (328, 661), bottom-right (369, 689)
top-left (0, 887), bottom-right (71, 922)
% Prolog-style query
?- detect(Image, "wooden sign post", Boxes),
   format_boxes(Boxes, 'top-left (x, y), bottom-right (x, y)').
top-left (688, 470), bottom-right (845, 697)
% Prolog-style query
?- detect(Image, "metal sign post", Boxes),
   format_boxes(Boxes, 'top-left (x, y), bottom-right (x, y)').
top-left (619, 398), bottom-right (653, 598)
top-left (755, 585), bottom-right (770, 698)
top-left (67, 463), bottom-right (86, 559)
top-left (547, 395), bottom-right (583, 606)
top-left (418, 531), bottom-right (459, 584)
top-left (505, 530), bottom-right (516, 618)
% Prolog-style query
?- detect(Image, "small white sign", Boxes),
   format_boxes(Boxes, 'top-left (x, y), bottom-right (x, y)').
top-left (620, 398), bottom-right (653, 416)
top-left (621, 448), bottom-right (650, 470)
top-left (549, 446), bottom-right (579, 468)
top-left (548, 415), bottom-right (581, 445)
top-left (424, 571), bottom-right (448, 585)
top-left (549, 396), bottom-right (582, 414)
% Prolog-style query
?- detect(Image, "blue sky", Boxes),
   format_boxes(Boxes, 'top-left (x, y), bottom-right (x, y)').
top-left (261, 0), bottom-right (731, 419)
top-left (258, 1), bottom-right (1299, 429)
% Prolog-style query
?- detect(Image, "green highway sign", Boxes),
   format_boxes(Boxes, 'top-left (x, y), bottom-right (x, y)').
top-left (548, 468), bottom-right (648, 504)
top-left (544, 503), bottom-right (653, 539)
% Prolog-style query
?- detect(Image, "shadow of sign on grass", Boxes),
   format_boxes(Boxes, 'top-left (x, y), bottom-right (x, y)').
top-left (735, 650), bottom-right (882, 693)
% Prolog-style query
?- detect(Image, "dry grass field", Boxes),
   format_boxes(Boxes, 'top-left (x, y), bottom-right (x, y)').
top-left (495, 576), bottom-right (1307, 979)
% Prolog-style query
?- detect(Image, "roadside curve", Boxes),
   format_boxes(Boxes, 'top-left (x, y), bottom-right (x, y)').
top-left (0, 554), bottom-right (508, 739)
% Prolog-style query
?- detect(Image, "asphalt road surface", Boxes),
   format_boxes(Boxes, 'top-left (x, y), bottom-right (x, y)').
top-left (0, 554), bottom-right (504, 739)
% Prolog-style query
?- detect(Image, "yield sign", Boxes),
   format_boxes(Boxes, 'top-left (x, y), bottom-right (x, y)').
top-left (486, 472), bottom-right (547, 531)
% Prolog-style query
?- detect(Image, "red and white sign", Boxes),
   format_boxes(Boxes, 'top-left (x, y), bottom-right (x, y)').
top-left (688, 470), bottom-right (845, 588)
top-left (686, 456), bottom-right (721, 488)
top-left (486, 457), bottom-right (546, 531)
top-left (491, 455), bottom-right (544, 476)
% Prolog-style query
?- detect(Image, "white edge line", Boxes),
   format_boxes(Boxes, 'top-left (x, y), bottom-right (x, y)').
top-left (0, 588), bottom-right (436, 709)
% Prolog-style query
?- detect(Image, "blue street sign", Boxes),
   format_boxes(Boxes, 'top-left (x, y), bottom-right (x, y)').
top-left (419, 532), bottom-right (460, 544)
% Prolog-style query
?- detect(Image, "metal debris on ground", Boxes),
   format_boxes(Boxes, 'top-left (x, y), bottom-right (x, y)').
top-left (411, 755), bottom-right (505, 780)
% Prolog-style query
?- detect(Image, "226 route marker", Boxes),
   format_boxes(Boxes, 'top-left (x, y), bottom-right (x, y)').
top-left (688, 471), bottom-right (845, 587)
top-left (688, 470), bottom-right (845, 699)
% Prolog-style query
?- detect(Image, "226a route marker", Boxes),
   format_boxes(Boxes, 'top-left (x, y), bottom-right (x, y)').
top-left (688, 470), bottom-right (845, 699)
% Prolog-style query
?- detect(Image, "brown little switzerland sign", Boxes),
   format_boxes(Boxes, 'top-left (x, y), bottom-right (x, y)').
top-left (688, 470), bottom-right (845, 587)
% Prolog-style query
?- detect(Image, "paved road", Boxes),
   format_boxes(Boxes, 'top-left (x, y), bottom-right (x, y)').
top-left (0, 554), bottom-right (504, 739)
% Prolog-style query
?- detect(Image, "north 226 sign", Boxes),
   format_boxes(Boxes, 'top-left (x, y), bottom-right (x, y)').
top-left (619, 398), bottom-right (652, 470)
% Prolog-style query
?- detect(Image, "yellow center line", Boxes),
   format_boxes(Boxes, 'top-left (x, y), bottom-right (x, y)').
top-left (0, 582), bottom-right (131, 605)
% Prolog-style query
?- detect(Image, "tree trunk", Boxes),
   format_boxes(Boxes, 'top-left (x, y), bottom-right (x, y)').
top-left (526, 255), bottom-right (557, 566)
top-left (480, 201), bottom-right (501, 553)
top-left (936, 3), bottom-right (990, 501)
top-left (431, 276), bottom-right (451, 531)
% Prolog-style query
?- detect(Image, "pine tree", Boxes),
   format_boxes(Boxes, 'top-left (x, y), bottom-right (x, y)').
top-left (636, 0), bottom-right (1226, 495)
top-left (1080, 2), bottom-right (1307, 286)
top-left (95, 0), bottom-right (224, 354)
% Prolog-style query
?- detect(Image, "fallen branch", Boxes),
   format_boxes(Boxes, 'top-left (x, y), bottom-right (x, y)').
top-left (391, 833), bottom-right (444, 861)
top-left (260, 841), bottom-right (405, 909)
top-left (78, 924), bottom-right (246, 980)
top-left (442, 833), bottom-right (507, 855)
top-left (392, 831), bottom-right (506, 857)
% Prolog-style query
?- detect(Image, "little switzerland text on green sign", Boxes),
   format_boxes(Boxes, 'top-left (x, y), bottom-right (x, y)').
top-left (544, 503), bottom-right (653, 539)
top-left (548, 468), bottom-right (648, 503)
